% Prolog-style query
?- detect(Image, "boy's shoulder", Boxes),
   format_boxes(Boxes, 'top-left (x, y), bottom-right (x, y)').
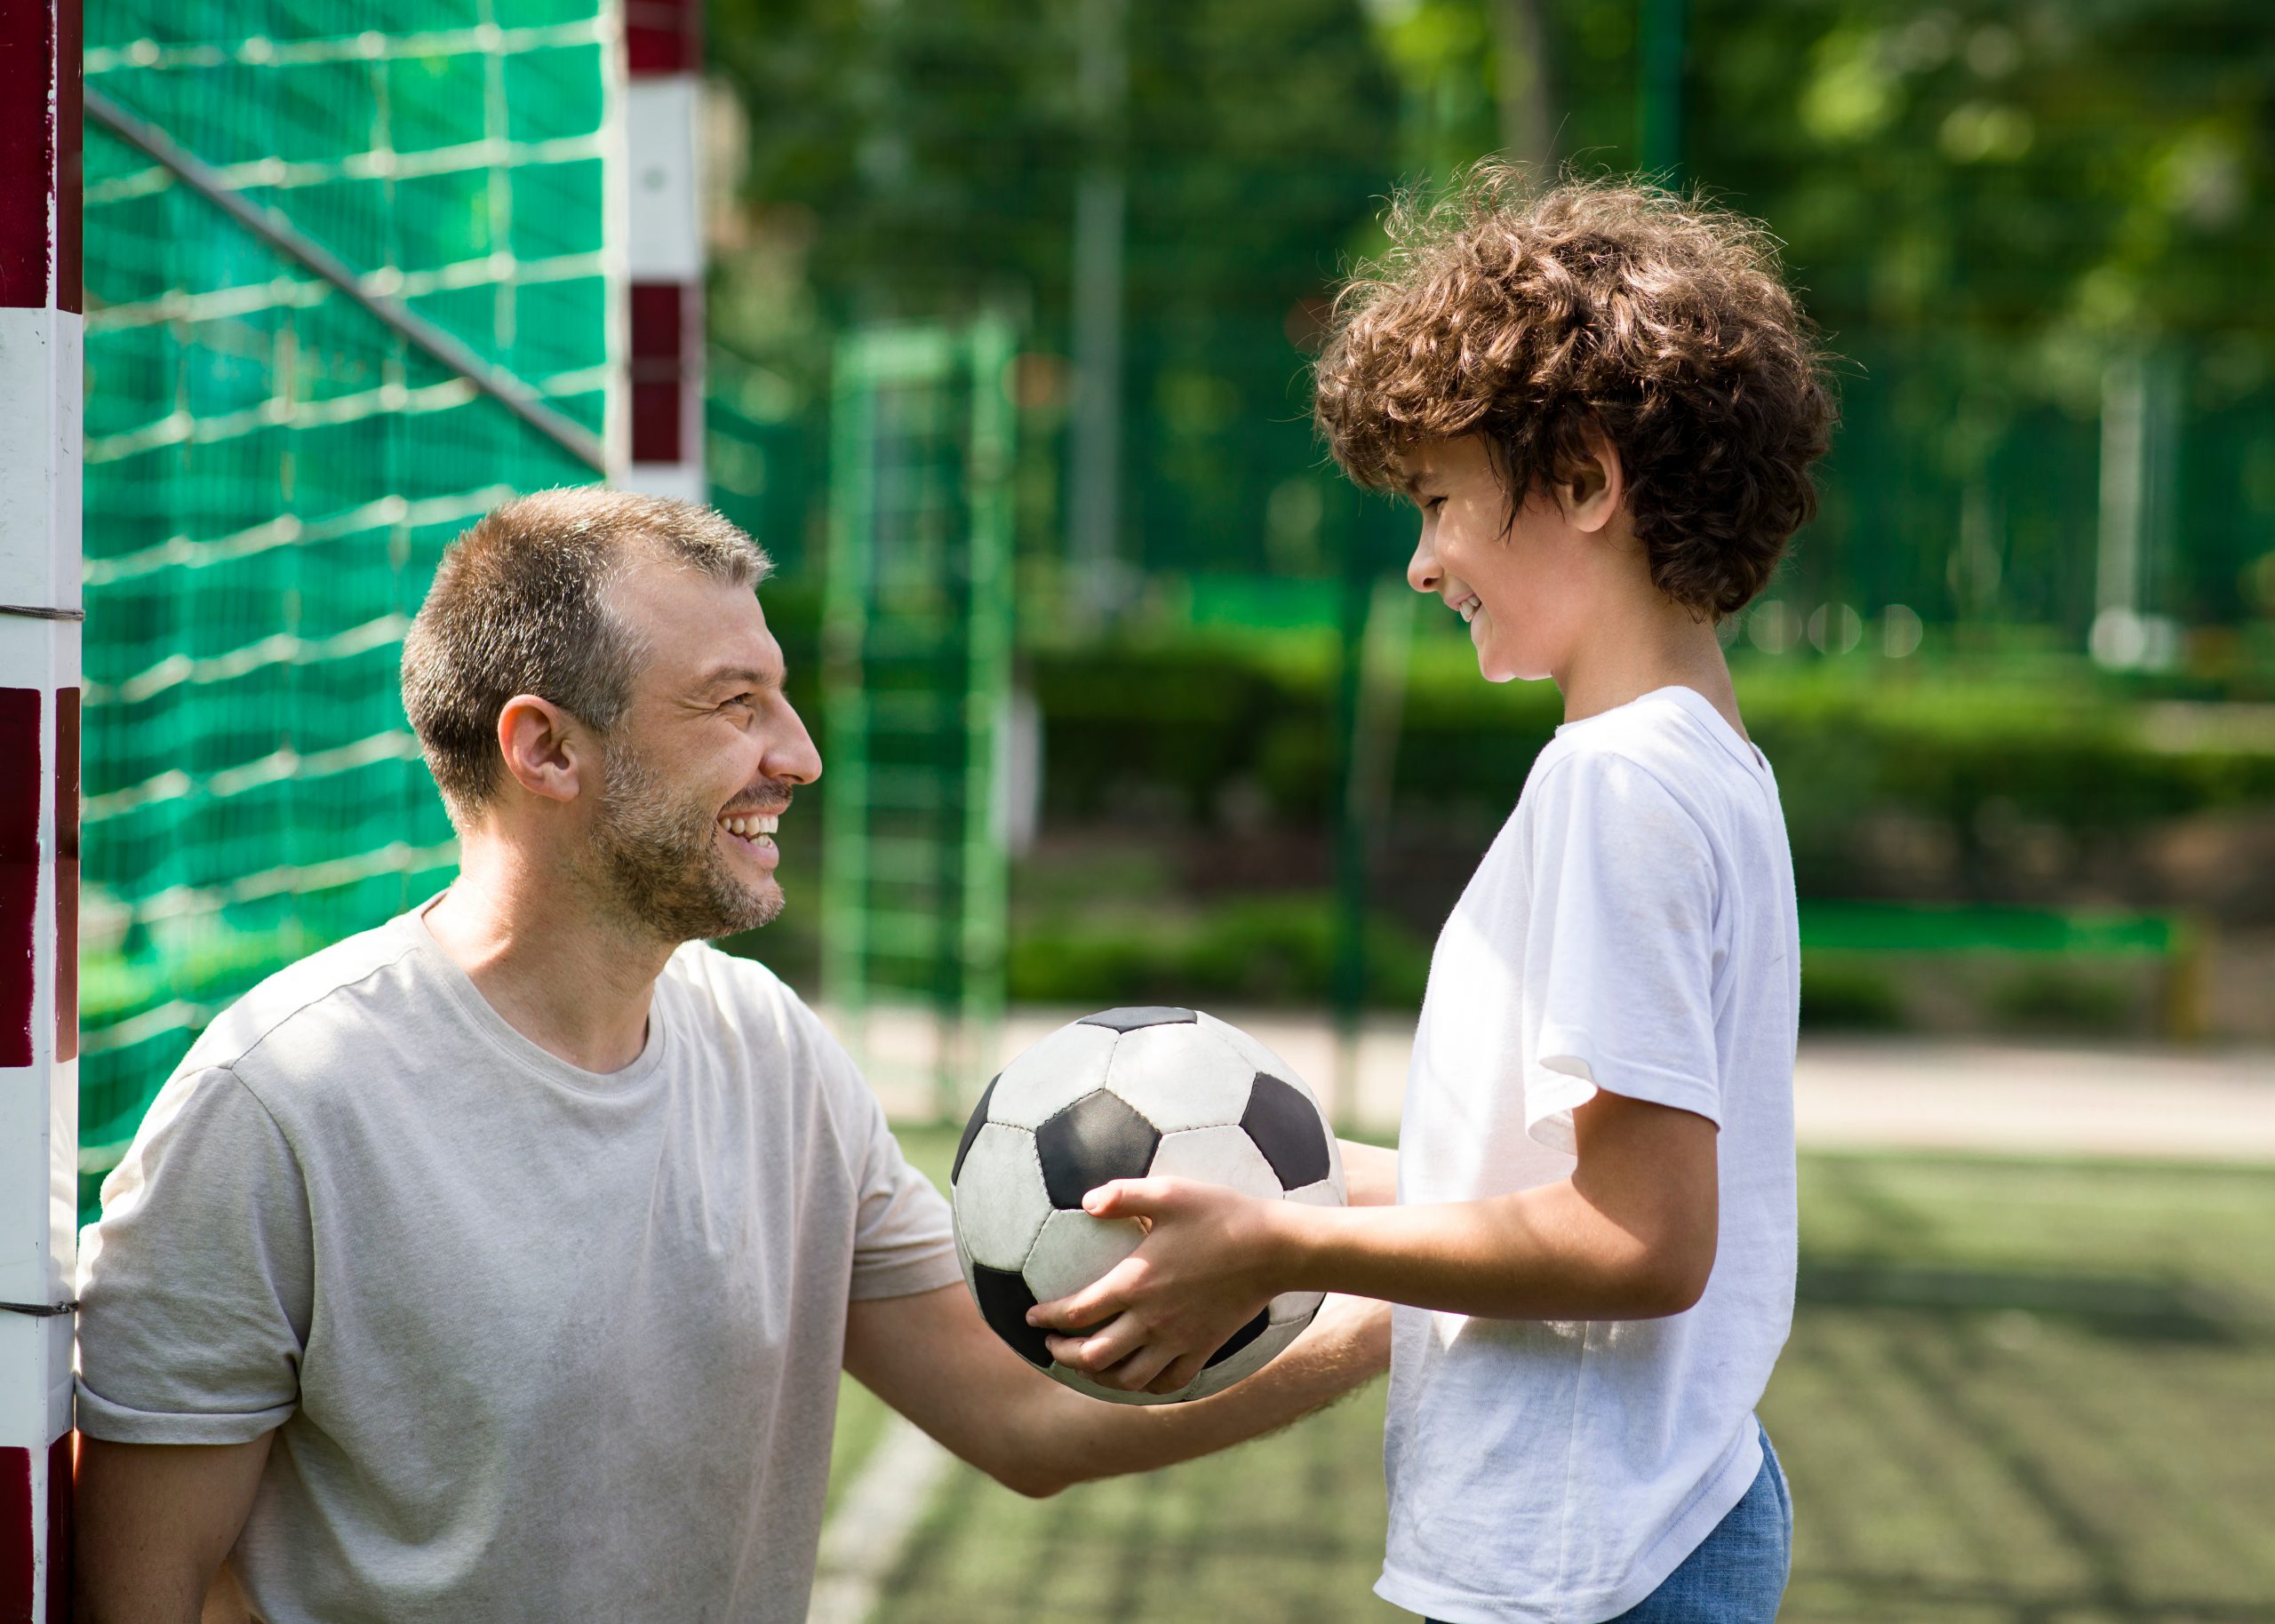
top-left (1521, 687), bottom-right (1772, 841)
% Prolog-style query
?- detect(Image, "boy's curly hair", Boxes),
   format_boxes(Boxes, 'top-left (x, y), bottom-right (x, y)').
top-left (1313, 167), bottom-right (1834, 618)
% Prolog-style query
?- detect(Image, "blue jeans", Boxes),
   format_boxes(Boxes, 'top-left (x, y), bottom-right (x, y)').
top-left (1429, 1425), bottom-right (1792, 1624)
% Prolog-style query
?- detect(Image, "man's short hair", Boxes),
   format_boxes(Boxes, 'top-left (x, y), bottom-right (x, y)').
top-left (400, 488), bottom-right (771, 820)
top-left (1313, 167), bottom-right (1835, 618)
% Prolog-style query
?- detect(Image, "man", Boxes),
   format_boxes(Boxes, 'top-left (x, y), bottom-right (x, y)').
top-left (75, 490), bottom-right (1392, 1622)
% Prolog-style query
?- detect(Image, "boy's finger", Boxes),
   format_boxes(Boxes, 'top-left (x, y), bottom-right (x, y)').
top-left (1082, 1176), bottom-right (1169, 1218)
top-left (1156, 1350), bottom-right (1210, 1393)
top-left (1098, 1342), bottom-right (1178, 1393)
top-left (1049, 1315), bottom-right (1147, 1374)
top-left (1027, 1256), bottom-right (1142, 1329)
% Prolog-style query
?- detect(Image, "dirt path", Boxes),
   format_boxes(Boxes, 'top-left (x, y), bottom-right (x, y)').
top-left (839, 1005), bottom-right (2275, 1163)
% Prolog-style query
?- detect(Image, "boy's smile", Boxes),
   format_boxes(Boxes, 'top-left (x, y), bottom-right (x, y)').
top-left (1400, 434), bottom-right (1590, 686)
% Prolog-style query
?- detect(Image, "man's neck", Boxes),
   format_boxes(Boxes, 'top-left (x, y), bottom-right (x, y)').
top-left (423, 839), bottom-right (675, 1076)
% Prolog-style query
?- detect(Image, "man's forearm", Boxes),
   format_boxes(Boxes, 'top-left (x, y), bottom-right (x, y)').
top-left (1025, 1294), bottom-right (1390, 1491)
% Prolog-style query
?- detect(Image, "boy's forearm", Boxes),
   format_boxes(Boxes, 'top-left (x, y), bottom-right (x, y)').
top-left (1271, 1184), bottom-right (1696, 1321)
top-left (1336, 1138), bottom-right (1398, 1206)
top-left (1028, 1294), bottom-right (1391, 1490)
top-left (1271, 1093), bottom-right (1719, 1323)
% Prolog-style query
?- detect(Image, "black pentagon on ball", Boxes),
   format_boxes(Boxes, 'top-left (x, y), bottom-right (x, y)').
top-left (1077, 1006), bottom-right (1196, 1033)
top-left (1203, 1309), bottom-right (1272, 1369)
top-left (1035, 1089), bottom-right (1161, 1210)
top-left (971, 1263), bottom-right (1052, 1369)
top-left (1241, 1073), bottom-right (1332, 1190)
top-left (951, 1075), bottom-right (998, 1186)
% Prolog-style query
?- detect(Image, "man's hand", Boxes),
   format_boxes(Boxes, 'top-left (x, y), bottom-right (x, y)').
top-left (1028, 1177), bottom-right (1288, 1395)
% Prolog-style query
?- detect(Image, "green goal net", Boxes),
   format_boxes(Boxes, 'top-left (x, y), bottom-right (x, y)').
top-left (77, 0), bottom-right (618, 1215)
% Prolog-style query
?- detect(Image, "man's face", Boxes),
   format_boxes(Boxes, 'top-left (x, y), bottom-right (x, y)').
top-left (1400, 434), bottom-right (1592, 684)
top-left (581, 560), bottom-right (821, 943)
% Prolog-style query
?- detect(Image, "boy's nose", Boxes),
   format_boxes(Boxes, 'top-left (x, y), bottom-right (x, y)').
top-left (1407, 536), bottom-right (1441, 595)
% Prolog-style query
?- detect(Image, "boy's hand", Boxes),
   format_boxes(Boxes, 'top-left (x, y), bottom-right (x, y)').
top-left (1028, 1177), bottom-right (1294, 1396)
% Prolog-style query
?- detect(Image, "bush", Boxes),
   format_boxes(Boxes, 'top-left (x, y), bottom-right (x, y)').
top-left (1006, 895), bottom-right (1431, 1009)
top-left (1799, 951), bottom-right (1909, 1030)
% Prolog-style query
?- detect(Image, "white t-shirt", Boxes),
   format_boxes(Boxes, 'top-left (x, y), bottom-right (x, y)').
top-left (77, 900), bottom-right (961, 1624)
top-left (1377, 685), bottom-right (1800, 1624)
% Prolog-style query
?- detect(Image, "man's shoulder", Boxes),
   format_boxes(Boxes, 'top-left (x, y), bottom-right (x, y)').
top-left (179, 917), bottom-right (427, 1077)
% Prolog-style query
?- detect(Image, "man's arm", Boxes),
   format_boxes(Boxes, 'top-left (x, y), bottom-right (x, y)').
top-left (1038, 1089), bottom-right (1717, 1392)
top-left (76, 1433), bottom-right (272, 1624)
top-left (842, 1285), bottom-right (1389, 1500)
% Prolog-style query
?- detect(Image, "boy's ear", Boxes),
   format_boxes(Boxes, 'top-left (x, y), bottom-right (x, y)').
top-left (1557, 427), bottom-right (1625, 535)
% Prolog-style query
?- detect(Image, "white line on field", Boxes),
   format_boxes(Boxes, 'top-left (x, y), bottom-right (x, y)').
top-left (808, 1416), bottom-right (955, 1624)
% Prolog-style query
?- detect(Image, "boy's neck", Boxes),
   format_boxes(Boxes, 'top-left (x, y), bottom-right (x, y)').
top-left (1556, 593), bottom-right (1747, 742)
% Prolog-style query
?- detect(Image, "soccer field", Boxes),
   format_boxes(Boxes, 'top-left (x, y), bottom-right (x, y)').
top-left (830, 1132), bottom-right (2275, 1623)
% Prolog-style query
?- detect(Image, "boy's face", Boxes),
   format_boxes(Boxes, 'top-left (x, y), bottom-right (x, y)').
top-left (1400, 434), bottom-right (1597, 684)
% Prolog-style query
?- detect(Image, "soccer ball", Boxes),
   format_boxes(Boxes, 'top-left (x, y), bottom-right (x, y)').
top-left (951, 1006), bottom-right (1346, 1405)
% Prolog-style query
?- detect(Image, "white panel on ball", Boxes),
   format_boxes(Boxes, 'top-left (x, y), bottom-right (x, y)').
top-left (1286, 1175), bottom-right (1347, 1209)
top-left (986, 1020), bottom-right (1121, 1129)
top-left (1025, 1209), bottom-right (1144, 1305)
top-left (1148, 1125), bottom-right (1282, 1202)
top-left (1051, 1366), bottom-right (1191, 1407)
top-left (953, 1124), bottom-right (1052, 1270)
top-left (1194, 1011), bottom-right (1314, 1102)
top-left (1102, 1024), bottom-right (1253, 1132)
top-left (1191, 1318), bottom-right (1304, 1397)
top-left (1269, 1288), bottom-right (1326, 1325)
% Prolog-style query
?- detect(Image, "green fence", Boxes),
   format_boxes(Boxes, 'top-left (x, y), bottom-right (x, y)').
top-left (77, 1), bottom-right (617, 1214)
top-left (820, 319), bottom-right (1017, 1118)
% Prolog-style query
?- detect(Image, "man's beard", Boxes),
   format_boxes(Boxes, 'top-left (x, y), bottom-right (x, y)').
top-left (586, 744), bottom-right (784, 943)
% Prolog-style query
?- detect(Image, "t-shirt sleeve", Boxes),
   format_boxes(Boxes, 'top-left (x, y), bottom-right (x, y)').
top-left (76, 1067), bottom-right (314, 1445)
top-left (1520, 752), bottom-right (1723, 1155)
top-left (843, 1085), bottom-right (963, 1301)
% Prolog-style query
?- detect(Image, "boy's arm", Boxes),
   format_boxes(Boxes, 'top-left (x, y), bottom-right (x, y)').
top-left (841, 1285), bottom-right (1390, 1498)
top-left (1034, 1089), bottom-right (1714, 1395)
top-left (1336, 1138), bottom-right (1398, 1206)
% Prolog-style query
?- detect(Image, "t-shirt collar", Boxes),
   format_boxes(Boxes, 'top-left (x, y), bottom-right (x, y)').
top-left (1557, 684), bottom-right (1768, 774)
top-left (396, 890), bottom-right (674, 1097)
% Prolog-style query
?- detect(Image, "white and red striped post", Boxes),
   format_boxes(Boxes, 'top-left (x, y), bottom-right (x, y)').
top-left (0, 0), bottom-right (83, 1615)
top-left (622, 0), bottom-right (706, 503)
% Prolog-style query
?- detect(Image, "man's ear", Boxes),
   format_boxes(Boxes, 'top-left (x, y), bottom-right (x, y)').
top-left (1557, 427), bottom-right (1625, 535)
top-left (495, 694), bottom-right (589, 805)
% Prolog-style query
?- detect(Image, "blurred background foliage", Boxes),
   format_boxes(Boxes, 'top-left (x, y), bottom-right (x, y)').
top-left (696, 0), bottom-right (2275, 1038)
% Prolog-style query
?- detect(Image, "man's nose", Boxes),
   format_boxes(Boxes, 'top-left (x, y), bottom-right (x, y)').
top-left (769, 701), bottom-right (823, 785)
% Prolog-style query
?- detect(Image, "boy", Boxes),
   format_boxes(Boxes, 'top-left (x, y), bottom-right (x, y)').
top-left (1030, 171), bottom-right (1833, 1622)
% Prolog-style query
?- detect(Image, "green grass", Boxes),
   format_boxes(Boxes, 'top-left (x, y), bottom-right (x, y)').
top-left (834, 1131), bottom-right (2275, 1624)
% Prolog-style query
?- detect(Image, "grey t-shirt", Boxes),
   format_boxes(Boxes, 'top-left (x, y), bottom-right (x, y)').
top-left (76, 901), bottom-right (961, 1623)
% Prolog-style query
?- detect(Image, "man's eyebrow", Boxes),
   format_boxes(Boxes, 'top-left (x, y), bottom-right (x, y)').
top-left (692, 665), bottom-right (782, 694)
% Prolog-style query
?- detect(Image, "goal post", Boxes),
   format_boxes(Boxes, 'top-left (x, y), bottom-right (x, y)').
top-left (0, 0), bottom-right (83, 1611)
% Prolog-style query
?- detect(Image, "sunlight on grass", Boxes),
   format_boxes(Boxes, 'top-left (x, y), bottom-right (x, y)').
top-left (842, 1129), bottom-right (2275, 1623)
